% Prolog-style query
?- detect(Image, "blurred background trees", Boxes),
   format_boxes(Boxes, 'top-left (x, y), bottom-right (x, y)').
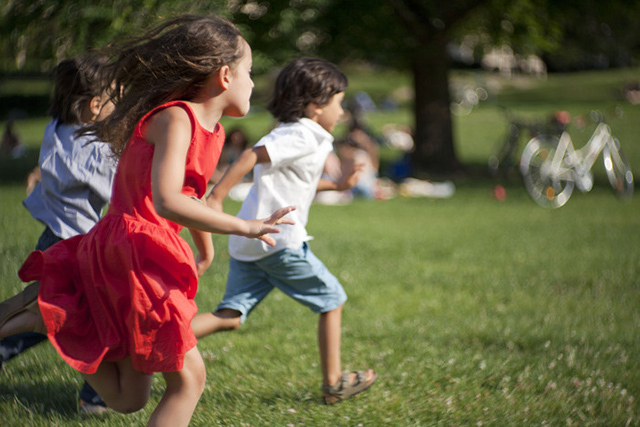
top-left (1, 0), bottom-right (639, 176)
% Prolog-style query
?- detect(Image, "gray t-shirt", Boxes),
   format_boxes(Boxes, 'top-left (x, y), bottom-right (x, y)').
top-left (23, 119), bottom-right (116, 239)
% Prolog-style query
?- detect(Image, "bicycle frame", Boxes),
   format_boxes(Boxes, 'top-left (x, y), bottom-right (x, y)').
top-left (547, 122), bottom-right (611, 192)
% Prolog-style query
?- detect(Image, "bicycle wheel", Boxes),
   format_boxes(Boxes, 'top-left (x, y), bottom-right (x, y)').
top-left (520, 135), bottom-right (574, 208)
top-left (603, 138), bottom-right (634, 200)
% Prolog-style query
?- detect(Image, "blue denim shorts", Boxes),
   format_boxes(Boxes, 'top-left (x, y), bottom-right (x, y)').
top-left (36, 227), bottom-right (63, 251)
top-left (217, 243), bottom-right (347, 323)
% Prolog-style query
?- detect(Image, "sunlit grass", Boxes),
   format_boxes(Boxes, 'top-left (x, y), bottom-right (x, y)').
top-left (1, 67), bottom-right (639, 425)
top-left (1, 184), bottom-right (638, 425)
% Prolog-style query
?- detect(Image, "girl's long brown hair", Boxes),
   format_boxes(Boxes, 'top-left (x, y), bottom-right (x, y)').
top-left (87, 14), bottom-right (243, 157)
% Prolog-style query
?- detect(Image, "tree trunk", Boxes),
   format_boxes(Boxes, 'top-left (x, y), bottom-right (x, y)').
top-left (410, 36), bottom-right (463, 176)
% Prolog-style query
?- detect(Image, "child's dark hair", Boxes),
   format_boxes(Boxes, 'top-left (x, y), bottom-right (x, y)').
top-left (88, 14), bottom-right (244, 157)
top-left (49, 53), bottom-right (111, 125)
top-left (268, 57), bottom-right (348, 123)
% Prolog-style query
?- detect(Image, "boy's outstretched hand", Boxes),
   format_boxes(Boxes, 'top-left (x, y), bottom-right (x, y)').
top-left (247, 206), bottom-right (296, 246)
top-left (336, 163), bottom-right (365, 191)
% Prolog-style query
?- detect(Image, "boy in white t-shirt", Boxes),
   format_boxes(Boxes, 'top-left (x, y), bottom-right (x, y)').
top-left (193, 57), bottom-right (376, 404)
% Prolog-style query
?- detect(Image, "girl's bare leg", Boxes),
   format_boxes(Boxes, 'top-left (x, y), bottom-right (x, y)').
top-left (82, 357), bottom-right (152, 414)
top-left (147, 346), bottom-right (206, 427)
top-left (318, 304), bottom-right (343, 387)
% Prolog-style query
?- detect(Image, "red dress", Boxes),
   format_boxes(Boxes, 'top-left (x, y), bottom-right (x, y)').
top-left (18, 101), bottom-right (224, 375)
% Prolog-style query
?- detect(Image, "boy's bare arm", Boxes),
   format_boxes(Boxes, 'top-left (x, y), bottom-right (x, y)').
top-left (206, 146), bottom-right (270, 211)
top-left (317, 163), bottom-right (364, 192)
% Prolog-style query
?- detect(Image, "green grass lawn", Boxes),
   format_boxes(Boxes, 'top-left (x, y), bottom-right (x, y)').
top-left (0, 68), bottom-right (639, 425)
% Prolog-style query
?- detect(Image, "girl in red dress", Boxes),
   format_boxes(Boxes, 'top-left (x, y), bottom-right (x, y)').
top-left (0, 14), bottom-right (294, 426)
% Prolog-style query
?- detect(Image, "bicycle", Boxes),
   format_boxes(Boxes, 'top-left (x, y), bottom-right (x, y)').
top-left (519, 110), bottom-right (634, 208)
top-left (488, 108), bottom-right (567, 178)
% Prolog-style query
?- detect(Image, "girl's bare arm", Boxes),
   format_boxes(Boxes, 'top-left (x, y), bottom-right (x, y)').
top-left (147, 107), bottom-right (293, 245)
top-left (188, 227), bottom-right (214, 276)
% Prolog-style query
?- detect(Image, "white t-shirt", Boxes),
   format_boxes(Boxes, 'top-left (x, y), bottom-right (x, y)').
top-left (229, 118), bottom-right (334, 261)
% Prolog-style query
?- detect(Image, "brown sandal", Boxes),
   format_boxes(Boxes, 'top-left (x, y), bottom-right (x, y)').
top-left (322, 369), bottom-right (377, 405)
top-left (0, 282), bottom-right (40, 331)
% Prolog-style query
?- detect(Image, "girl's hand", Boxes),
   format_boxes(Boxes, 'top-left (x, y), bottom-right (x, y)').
top-left (246, 206), bottom-right (296, 246)
top-left (195, 249), bottom-right (214, 277)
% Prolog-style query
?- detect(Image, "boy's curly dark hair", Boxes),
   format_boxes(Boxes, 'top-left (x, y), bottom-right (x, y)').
top-left (268, 57), bottom-right (348, 123)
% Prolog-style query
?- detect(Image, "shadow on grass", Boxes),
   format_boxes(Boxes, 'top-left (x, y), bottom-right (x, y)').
top-left (0, 379), bottom-right (78, 417)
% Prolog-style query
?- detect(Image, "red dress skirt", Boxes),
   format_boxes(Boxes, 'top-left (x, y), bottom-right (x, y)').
top-left (18, 101), bottom-right (224, 374)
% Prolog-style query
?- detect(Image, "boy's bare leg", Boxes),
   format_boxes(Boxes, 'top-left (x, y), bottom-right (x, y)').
top-left (318, 304), bottom-right (343, 387)
top-left (0, 283), bottom-right (45, 339)
top-left (191, 309), bottom-right (242, 338)
top-left (319, 304), bottom-right (376, 390)
top-left (0, 311), bottom-right (40, 339)
top-left (147, 346), bottom-right (206, 427)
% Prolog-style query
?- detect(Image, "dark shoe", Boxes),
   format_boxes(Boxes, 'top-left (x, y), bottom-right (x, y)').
top-left (78, 381), bottom-right (109, 415)
top-left (0, 332), bottom-right (47, 366)
top-left (78, 399), bottom-right (110, 415)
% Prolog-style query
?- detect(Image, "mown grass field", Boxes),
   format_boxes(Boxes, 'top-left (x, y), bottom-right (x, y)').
top-left (0, 67), bottom-right (639, 425)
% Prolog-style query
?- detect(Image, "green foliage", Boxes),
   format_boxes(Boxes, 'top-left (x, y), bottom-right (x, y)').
top-left (459, 0), bottom-right (563, 55)
top-left (0, 0), bottom-right (230, 73)
top-left (226, 0), bottom-right (333, 72)
top-left (3, 0), bottom-right (639, 74)
top-left (544, 0), bottom-right (640, 70)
